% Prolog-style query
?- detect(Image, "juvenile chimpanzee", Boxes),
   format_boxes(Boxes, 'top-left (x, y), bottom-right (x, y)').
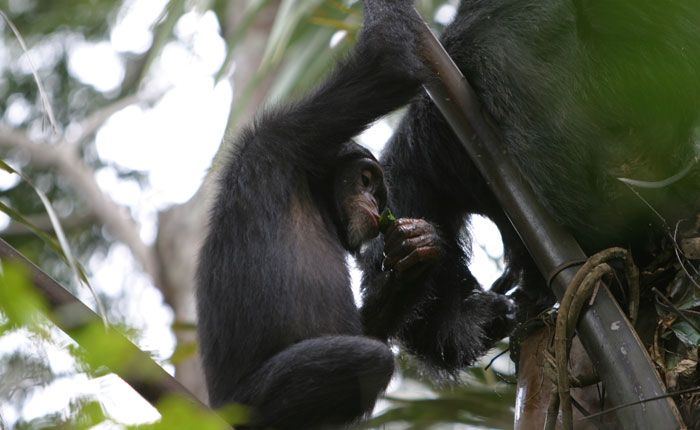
top-left (196, 1), bottom-right (512, 428)
top-left (359, 0), bottom-right (700, 359)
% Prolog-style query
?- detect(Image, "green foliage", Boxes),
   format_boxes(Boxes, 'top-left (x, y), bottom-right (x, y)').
top-left (133, 396), bottom-right (248, 430)
top-left (0, 351), bottom-right (55, 405)
top-left (0, 0), bottom-right (113, 286)
top-left (651, 264), bottom-right (700, 422)
top-left (0, 251), bottom-right (237, 429)
top-left (0, 0), bottom-right (119, 37)
top-left (70, 324), bottom-right (140, 376)
top-left (126, 0), bottom-right (186, 95)
top-left (14, 397), bottom-right (108, 430)
top-left (168, 340), bottom-right (198, 365)
top-left (370, 388), bottom-right (515, 429)
top-left (379, 208), bottom-right (397, 233)
top-left (0, 161), bottom-right (96, 299)
top-left (0, 259), bottom-right (226, 429)
top-left (0, 262), bottom-right (48, 332)
top-left (366, 352), bottom-right (516, 429)
top-left (656, 269), bottom-right (700, 349)
top-left (672, 321), bottom-right (700, 347)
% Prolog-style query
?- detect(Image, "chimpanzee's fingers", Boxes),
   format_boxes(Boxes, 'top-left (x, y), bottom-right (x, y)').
top-left (385, 218), bottom-right (417, 239)
top-left (384, 219), bottom-right (429, 250)
top-left (383, 235), bottom-right (435, 269)
top-left (394, 246), bottom-right (441, 273)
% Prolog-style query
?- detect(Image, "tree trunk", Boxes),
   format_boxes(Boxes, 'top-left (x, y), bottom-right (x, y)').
top-left (153, 0), bottom-right (281, 402)
top-left (515, 329), bottom-right (628, 429)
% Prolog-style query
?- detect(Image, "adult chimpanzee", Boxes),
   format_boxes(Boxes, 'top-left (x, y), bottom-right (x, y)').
top-left (196, 1), bottom-right (513, 428)
top-left (359, 0), bottom-right (700, 366)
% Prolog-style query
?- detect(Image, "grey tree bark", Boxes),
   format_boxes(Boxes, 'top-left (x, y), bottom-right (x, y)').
top-left (154, 0), bottom-right (281, 402)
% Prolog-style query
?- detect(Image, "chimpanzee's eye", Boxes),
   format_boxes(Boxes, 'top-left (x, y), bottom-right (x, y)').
top-left (361, 170), bottom-right (372, 187)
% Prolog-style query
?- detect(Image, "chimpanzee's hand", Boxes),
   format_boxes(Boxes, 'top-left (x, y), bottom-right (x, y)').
top-left (470, 290), bottom-right (517, 342)
top-left (359, 0), bottom-right (428, 83)
top-left (383, 218), bottom-right (441, 281)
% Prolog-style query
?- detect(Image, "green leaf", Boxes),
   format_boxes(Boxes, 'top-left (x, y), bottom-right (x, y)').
top-left (72, 324), bottom-right (140, 375)
top-left (136, 0), bottom-right (186, 90)
top-left (308, 16), bottom-right (357, 31)
top-left (671, 321), bottom-right (700, 347)
top-left (258, 0), bottom-right (326, 72)
top-left (71, 398), bottom-right (108, 430)
top-left (379, 208), bottom-right (397, 234)
top-left (168, 340), bottom-right (198, 365)
top-left (369, 391), bottom-right (515, 429)
top-left (215, 0), bottom-right (275, 82)
top-left (666, 269), bottom-right (700, 310)
top-left (171, 320), bottom-right (198, 332)
top-left (0, 199), bottom-right (66, 257)
top-left (0, 262), bottom-right (48, 330)
top-left (135, 396), bottom-right (246, 430)
top-left (0, 10), bottom-right (59, 133)
top-left (266, 26), bottom-right (338, 102)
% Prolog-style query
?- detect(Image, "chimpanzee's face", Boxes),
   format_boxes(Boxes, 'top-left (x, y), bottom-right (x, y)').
top-left (333, 157), bottom-right (388, 250)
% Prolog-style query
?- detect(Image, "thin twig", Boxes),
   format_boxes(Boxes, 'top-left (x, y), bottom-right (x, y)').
top-left (484, 348), bottom-right (510, 371)
top-left (621, 182), bottom-right (671, 233)
top-left (0, 10), bottom-right (59, 134)
top-left (581, 386), bottom-right (700, 421)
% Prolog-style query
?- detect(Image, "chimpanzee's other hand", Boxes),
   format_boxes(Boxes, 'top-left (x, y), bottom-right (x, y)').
top-left (383, 218), bottom-right (441, 281)
top-left (476, 290), bottom-right (517, 342)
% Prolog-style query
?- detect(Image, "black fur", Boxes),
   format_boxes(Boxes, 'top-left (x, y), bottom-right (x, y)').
top-left (196, 1), bottom-right (433, 428)
top-left (359, 0), bottom-right (700, 367)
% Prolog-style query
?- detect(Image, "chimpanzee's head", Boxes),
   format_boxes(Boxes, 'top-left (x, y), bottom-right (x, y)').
top-left (333, 141), bottom-right (388, 251)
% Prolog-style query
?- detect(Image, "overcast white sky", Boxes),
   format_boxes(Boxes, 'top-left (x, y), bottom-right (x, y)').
top-left (1, 0), bottom-right (508, 427)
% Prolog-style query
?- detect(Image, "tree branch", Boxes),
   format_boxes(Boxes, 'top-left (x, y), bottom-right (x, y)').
top-left (67, 89), bottom-right (168, 151)
top-left (2, 211), bottom-right (96, 237)
top-left (0, 128), bottom-right (159, 282)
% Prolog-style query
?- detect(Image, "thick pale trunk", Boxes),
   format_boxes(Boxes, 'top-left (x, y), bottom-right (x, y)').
top-left (153, 0), bottom-right (281, 402)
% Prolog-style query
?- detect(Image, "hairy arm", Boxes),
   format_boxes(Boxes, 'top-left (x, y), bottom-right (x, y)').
top-left (358, 101), bottom-right (515, 370)
top-left (239, 0), bottom-right (427, 177)
top-left (359, 218), bottom-right (442, 340)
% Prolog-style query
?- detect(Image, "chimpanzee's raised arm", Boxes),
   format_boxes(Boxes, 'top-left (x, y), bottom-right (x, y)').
top-left (238, 0), bottom-right (428, 176)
